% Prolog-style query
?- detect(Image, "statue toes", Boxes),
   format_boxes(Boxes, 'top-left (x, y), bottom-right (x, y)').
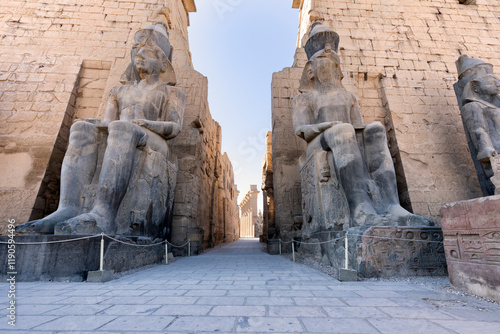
top-left (54, 216), bottom-right (102, 235)
top-left (54, 220), bottom-right (74, 235)
top-left (15, 221), bottom-right (41, 234)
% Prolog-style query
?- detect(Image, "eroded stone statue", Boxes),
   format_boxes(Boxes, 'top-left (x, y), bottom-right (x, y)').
top-left (17, 22), bottom-right (185, 237)
top-left (293, 22), bottom-right (432, 229)
top-left (454, 55), bottom-right (500, 195)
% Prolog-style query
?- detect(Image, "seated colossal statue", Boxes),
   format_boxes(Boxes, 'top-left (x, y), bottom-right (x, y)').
top-left (292, 22), bottom-right (432, 229)
top-left (454, 55), bottom-right (500, 195)
top-left (16, 22), bottom-right (185, 238)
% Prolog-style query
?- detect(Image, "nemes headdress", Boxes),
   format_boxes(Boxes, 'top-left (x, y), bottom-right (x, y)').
top-left (300, 22), bottom-right (342, 92)
top-left (454, 54), bottom-right (494, 108)
top-left (305, 22), bottom-right (340, 60)
top-left (121, 21), bottom-right (176, 85)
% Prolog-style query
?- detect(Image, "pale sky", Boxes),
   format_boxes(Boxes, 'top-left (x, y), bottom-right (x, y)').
top-left (188, 1), bottom-right (299, 209)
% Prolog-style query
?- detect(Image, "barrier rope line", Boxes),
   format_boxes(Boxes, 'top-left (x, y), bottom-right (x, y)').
top-left (279, 234), bottom-right (444, 246)
top-left (0, 234), bottom-right (100, 245)
top-left (0, 233), bottom-right (192, 248)
top-left (279, 235), bottom-right (346, 245)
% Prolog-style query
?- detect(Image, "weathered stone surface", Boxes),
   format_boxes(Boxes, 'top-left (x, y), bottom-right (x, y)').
top-left (441, 195), bottom-right (500, 301)
top-left (0, 235), bottom-right (166, 281)
top-left (15, 22), bottom-right (184, 240)
top-left (358, 226), bottom-right (447, 277)
top-left (454, 55), bottom-right (500, 196)
top-left (299, 226), bottom-right (447, 279)
top-left (261, 131), bottom-right (275, 243)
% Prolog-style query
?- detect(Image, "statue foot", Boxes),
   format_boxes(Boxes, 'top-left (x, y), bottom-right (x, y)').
top-left (385, 205), bottom-right (434, 227)
top-left (15, 208), bottom-right (77, 234)
top-left (15, 220), bottom-right (48, 234)
top-left (352, 202), bottom-right (388, 227)
top-left (54, 213), bottom-right (105, 235)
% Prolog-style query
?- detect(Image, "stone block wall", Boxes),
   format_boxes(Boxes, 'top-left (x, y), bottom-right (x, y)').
top-left (272, 0), bottom-right (495, 238)
top-left (261, 131), bottom-right (275, 242)
top-left (0, 0), bottom-right (239, 250)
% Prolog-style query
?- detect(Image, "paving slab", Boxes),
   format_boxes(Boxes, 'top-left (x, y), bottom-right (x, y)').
top-left (0, 238), bottom-right (499, 333)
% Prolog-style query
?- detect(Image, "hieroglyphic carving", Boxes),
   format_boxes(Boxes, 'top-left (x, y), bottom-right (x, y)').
top-left (441, 196), bottom-right (500, 301)
top-left (360, 227), bottom-right (447, 277)
top-left (300, 150), bottom-right (349, 237)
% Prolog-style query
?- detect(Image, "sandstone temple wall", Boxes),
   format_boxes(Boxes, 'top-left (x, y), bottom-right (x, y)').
top-left (261, 131), bottom-right (274, 242)
top-left (272, 0), bottom-right (498, 238)
top-left (0, 0), bottom-right (240, 249)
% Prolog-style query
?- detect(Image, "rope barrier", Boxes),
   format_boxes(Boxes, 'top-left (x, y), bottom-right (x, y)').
top-left (279, 235), bottom-right (346, 246)
top-left (0, 233), bottom-right (192, 248)
top-left (104, 234), bottom-right (167, 248)
top-left (0, 234), bottom-right (100, 245)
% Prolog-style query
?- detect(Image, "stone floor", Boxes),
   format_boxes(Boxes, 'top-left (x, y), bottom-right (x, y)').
top-left (1, 238), bottom-right (500, 333)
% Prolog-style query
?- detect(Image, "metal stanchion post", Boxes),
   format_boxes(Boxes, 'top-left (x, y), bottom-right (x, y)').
top-left (279, 240), bottom-right (282, 255)
top-left (292, 241), bottom-right (295, 263)
top-left (188, 239), bottom-right (191, 257)
top-left (344, 231), bottom-right (349, 270)
top-left (100, 233), bottom-right (105, 271)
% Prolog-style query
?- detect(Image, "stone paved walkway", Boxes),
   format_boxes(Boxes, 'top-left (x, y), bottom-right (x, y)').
top-left (1, 238), bottom-right (500, 333)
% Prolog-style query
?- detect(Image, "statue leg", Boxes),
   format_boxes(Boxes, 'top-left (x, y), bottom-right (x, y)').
top-left (322, 124), bottom-right (382, 226)
top-left (462, 105), bottom-right (497, 162)
top-left (16, 121), bottom-right (99, 234)
top-left (363, 122), bottom-right (433, 226)
top-left (54, 121), bottom-right (148, 235)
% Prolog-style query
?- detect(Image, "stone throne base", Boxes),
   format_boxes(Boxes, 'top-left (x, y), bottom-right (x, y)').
top-left (441, 195), bottom-right (500, 301)
top-left (298, 150), bottom-right (447, 279)
top-left (0, 235), bottom-right (168, 282)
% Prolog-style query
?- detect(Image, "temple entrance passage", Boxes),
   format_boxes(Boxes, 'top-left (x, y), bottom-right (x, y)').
top-left (206, 238), bottom-right (263, 254)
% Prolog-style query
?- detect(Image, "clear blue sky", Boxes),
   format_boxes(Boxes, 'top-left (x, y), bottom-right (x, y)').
top-left (188, 1), bottom-right (299, 208)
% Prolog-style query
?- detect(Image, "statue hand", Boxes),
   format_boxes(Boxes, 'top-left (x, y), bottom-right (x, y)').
top-left (318, 121), bottom-right (341, 132)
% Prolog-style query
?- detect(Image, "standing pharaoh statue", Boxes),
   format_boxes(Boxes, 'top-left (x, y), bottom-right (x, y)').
top-left (17, 22), bottom-right (186, 238)
top-left (454, 55), bottom-right (500, 196)
top-left (293, 23), bottom-right (432, 229)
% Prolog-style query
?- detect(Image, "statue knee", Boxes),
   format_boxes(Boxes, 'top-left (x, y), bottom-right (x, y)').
top-left (364, 122), bottom-right (387, 143)
top-left (108, 120), bottom-right (137, 133)
top-left (108, 120), bottom-right (146, 146)
top-left (326, 123), bottom-right (356, 145)
top-left (69, 121), bottom-right (98, 144)
top-left (71, 120), bottom-right (98, 133)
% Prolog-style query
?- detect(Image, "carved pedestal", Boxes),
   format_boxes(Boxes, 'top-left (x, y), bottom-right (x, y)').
top-left (300, 226), bottom-right (446, 279)
top-left (0, 235), bottom-right (166, 282)
top-left (441, 195), bottom-right (500, 301)
top-left (355, 226), bottom-right (447, 277)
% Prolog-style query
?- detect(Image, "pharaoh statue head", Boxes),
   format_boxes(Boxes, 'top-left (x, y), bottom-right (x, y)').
top-left (121, 21), bottom-right (176, 85)
top-left (299, 22), bottom-right (343, 92)
top-left (455, 54), bottom-right (495, 108)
